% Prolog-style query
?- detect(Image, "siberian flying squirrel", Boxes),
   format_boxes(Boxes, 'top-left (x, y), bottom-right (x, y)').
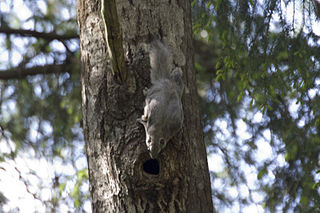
top-left (138, 41), bottom-right (184, 159)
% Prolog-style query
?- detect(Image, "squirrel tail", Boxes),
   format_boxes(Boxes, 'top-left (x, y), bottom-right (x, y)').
top-left (149, 40), bottom-right (172, 83)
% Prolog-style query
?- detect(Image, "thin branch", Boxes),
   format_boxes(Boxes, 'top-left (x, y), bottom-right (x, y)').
top-left (0, 27), bottom-right (78, 41)
top-left (0, 63), bottom-right (78, 80)
top-left (14, 166), bottom-right (42, 201)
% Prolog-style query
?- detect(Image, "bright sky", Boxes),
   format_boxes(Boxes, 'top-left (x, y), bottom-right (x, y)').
top-left (0, 140), bottom-right (91, 212)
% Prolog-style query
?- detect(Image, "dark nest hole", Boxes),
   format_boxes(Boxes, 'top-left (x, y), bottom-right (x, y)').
top-left (143, 159), bottom-right (160, 175)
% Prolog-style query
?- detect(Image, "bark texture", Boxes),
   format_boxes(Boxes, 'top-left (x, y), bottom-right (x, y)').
top-left (77, 0), bottom-right (213, 212)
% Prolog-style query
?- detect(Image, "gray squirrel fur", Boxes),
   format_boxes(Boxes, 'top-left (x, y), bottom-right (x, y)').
top-left (138, 40), bottom-right (184, 159)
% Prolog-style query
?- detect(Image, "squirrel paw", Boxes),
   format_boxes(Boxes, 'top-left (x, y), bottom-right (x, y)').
top-left (141, 115), bottom-right (148, 121)
top-left (137, 115), bottom-right (147, 124)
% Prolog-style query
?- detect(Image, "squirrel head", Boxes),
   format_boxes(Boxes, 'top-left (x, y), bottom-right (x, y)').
top-left (138, 119), bottom-right (167, 159)
top-left (145, 125), bottom-right (168, 159)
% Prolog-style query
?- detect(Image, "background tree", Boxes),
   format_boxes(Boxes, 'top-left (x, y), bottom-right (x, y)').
top-left (1, 0), bottom-right (320, 212)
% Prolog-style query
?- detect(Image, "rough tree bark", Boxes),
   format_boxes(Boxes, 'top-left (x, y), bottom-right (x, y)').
top-left (77, 0), bottom-right (213, 212)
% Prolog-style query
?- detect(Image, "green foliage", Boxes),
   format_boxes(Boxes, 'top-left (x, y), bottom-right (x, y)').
top-left (70, 169), bottom-right (89, 209)
top-left (0, 0), bottom-right (88, 212)
top-left (193, 0), bottom-right (320, 211)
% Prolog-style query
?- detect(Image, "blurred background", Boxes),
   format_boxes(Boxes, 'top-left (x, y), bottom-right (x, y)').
top-left (0, 0), bottom-right (320, 212)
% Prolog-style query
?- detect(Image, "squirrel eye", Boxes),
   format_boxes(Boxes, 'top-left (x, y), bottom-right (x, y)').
top-left (159, 138), bottom-right (165, 146)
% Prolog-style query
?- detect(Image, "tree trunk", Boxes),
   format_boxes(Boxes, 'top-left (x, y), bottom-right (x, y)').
top-left (77, 0), bottom-right (213, 212)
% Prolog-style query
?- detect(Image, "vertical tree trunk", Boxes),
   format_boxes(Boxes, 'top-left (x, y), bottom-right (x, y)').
top-left (77, 0), bottom-right (213, 212)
